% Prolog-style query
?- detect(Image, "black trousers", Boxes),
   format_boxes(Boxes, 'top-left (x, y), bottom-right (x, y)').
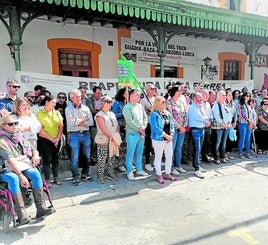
top-left (201, 127), bottom-right (211, 159)
top-left (144, 123), bottom-right (153, 165)
top-left (37, 136), bottom-right (60, 180)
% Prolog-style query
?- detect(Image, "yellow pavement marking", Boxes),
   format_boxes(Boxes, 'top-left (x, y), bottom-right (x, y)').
top-left (228, 227), bottom-right (259, 245)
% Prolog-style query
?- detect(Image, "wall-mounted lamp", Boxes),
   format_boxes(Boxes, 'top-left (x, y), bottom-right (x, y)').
top-left (7, 42), bottom-right (15, 59)
top-left (201, 56), bottom-right (218, 80)
top-left (203, 56), bottom-right (212, 68)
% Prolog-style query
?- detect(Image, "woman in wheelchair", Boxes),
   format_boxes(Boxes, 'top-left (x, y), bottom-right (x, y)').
top-left (0, 115), bottom-right (53, 225)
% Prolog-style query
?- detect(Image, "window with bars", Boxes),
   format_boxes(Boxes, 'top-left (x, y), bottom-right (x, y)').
top-left (59, 49), bottom-right (92, 77)
top-left (223, 60), bottom-right (240, 80)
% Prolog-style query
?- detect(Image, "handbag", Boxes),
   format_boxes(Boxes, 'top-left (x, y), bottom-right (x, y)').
top-left (95, 134), bottom-right (109, 144)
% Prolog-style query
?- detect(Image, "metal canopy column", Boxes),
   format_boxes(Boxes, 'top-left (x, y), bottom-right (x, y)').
top-left (244, 41), bottom-right (263, 80)
top-left (8, 6), bottom-right (22, 71)
top-left (142, 24), bottom-right (177, 77)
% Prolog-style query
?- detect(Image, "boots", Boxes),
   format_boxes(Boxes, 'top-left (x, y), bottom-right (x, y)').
top-left (33, 188), bottom-right (53, 219)
top-left (12, 193), bottom-right (31, 225)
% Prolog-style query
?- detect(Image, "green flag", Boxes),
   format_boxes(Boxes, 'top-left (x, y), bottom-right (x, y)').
top-left (117, 56), bottom-right (135, 88)
top-left (117, 53), bottom-right (143, 91)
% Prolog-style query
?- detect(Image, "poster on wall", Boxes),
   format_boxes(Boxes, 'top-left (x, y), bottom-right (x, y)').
top-left (14, 71), bottom-right (254, 98)
top-left (121, 37), bottom-right (197, 66)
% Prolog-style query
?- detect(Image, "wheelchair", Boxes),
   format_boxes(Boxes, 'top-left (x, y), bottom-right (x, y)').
top-left (0, 166), bottom-right (55, 233)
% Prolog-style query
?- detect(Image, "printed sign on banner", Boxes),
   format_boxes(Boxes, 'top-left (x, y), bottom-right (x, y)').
top-left (13, 71), bottom-right (254, 99)
top-left (121, 37), bottom-right (197, 66)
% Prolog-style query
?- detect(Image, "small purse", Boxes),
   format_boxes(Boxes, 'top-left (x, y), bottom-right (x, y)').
top-left (95, 134), bottom-right (109, 144)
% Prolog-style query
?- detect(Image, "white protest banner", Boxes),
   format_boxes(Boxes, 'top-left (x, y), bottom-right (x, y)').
top-left (14, 71), bottom-right (254, 98)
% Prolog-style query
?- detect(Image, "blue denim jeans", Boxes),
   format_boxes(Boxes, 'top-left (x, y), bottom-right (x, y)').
top-left (238, 123), bottom-right (252, 154)
top-left (191, 129), bottom-right (204, 171)
top-left (125, 132), bottom-right (144, 175)
top-left (211, 128), bottom-right (229, 159)
top-left (0, 168), bottom-right (42, 194)
top-left (68, 131), bottom-right (91, 177)
top-left (172, 130), bottom-right (185, 168)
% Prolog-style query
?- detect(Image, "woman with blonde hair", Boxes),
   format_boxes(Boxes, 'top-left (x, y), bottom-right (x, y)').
top-left (0, 115), bottom-right (54, 225)
top-left (95, 95), bottom-right (121, 184)
top-left (12, 97), bottom-right (41, 147)
top-left (149, 96), bottom-right (176, 184)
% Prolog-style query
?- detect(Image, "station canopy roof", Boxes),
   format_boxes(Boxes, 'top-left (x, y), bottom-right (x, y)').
top-left (2, 0), bottom-right (268, 45)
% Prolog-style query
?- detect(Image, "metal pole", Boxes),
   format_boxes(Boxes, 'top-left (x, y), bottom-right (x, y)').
top-left (9, 6), bottom-right (22, 71)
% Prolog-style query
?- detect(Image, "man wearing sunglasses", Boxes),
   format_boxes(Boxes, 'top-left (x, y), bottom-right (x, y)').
top-left (0, 79), bottom-right (20, 117)
top-left (24, 91), bottom-right (36, 106)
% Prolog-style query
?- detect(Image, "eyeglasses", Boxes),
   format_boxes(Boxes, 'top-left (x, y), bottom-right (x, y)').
top-left (3, 121), bottom-right (19, 126)
top-left (246, 95), bottom-right (251, 97)
top-left (263, 104), bottom-right (268, 106)
top-left (105, 100), bottom-right (112, 104)
top-left (9, 85), bottom-right (20, 89)
top-left (58, 96), bottom-right (66, 99)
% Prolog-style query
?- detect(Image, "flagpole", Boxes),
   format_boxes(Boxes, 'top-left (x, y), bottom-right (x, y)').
top-left (133, 75), bottom-right (152, 105)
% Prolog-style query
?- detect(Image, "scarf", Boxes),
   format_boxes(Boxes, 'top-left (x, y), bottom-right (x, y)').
top-left (0, 129), bottom-right (32, 157)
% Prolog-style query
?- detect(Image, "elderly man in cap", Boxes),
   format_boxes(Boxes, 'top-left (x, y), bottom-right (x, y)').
top-left (0, 79), bottom-right (21, 116)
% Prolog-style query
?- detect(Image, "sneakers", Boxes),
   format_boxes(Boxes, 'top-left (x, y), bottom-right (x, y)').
top-left (136, 170), bottom-right (149, 176)
top-left (194, 170), bottom-right (204, 179)
top-left (105, 175), bottom-right (117, 181)
top-left (72, 177), bottom-right (80, 186)
top-left (220, 158), bottom-right (227, 163)
top-left (213, 159), bottom-right (221, 164)
top-left (127, 172), bottom-right (135, 181)
top-left (81, 174), bottom-right (92, 182)
top-left (118, 166), bottom-right (126, 172)
top-left (171, 169), bottom-right (180, 176)
top-left (175, 167), bottom-right (186, 173)
top-left (145, 164), bottom-right (154, 172)
top-left (245, 154), bottom-right (253, 159)
top-left (238, 153), bottom-right (245, 159)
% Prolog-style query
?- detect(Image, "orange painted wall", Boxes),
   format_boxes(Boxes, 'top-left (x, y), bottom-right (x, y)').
top-left (117, 28), bottom-right (131, 59)
top-left (218, 52), bottom-right (247, 80)
top-left (47, 38), bottom-right (101, 78)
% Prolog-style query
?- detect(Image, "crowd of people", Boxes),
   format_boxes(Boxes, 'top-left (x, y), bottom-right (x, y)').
top-left (0, 79), bottom-right (268, 190)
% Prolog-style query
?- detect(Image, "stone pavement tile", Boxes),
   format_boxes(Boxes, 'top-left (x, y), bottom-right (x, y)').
top-left (76, 189), bottom-right (118, 205)
top-left (46, 154), bottom-right (268, 209)
top-left (114, 184), bottom-right (148, 196)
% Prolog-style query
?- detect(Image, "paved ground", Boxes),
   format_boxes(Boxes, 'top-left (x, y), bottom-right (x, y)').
top-left (31, 152), bottom-right (268, 207)
top-left (0, 153), bottom-right (267, 244)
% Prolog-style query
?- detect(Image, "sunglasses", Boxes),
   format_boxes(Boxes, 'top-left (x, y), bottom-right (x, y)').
top-left (264, 104), bottom-right (268, 106)
top-left (9, 85), bottom-right (21, 89)
top-left (105, 100), bottom-right (112, 104)
top-left (58, 96), bottom-right (66, 99)
top-left (3, 121), bottom-right (19, 126)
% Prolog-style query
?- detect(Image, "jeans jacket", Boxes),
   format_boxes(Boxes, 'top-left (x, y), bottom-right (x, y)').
top-left (149, 110), bottom-right (175, 141)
